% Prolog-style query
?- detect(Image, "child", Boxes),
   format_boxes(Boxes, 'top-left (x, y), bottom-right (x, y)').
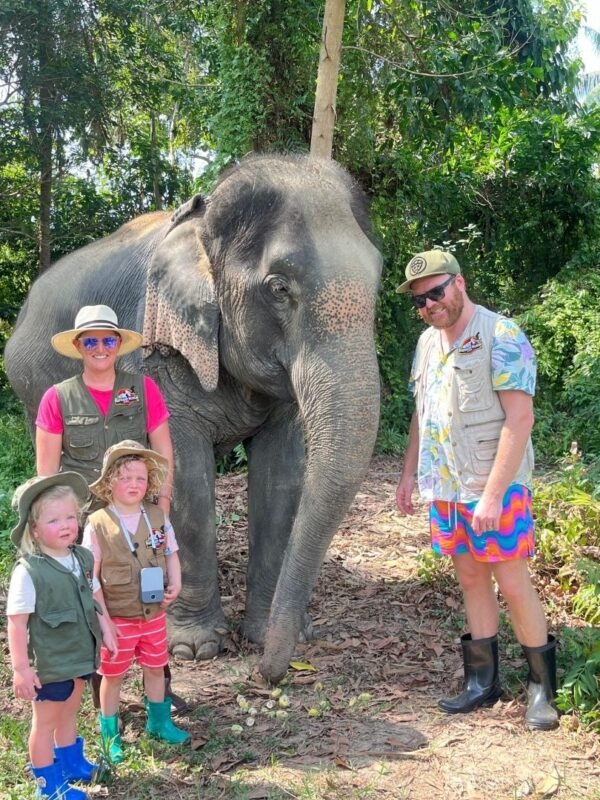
top-left (82, 440), bottom-right (189, 763)
top-left (7, 472), bottom-right (117, 799)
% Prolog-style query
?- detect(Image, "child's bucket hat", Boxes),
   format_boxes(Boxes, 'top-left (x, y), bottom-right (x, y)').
top-left (89, 440), bottom-right (168, 497)
top-left (11, 472), bottom-right (89, 546)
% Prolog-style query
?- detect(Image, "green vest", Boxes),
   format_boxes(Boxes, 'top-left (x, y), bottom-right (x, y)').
top-left (89, 503), bottom-right (167, 621)
top-left (56, 369), bottom-right (147, 484)
top-left (19, 546), bottom-right (102, 684)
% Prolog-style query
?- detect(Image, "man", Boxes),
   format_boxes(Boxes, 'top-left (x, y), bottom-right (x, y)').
top-left (395, 249), bottom-right (558, 731)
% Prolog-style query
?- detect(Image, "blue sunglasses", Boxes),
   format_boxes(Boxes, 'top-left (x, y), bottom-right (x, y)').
top-left (78, 335), bottom-right (121, 351)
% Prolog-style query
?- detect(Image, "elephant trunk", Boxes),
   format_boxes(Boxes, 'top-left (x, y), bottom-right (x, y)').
top-left (259, 337), bottom-right (380, 682)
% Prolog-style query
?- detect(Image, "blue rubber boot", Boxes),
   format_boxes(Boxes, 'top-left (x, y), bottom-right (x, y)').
top-left (54, 737), bottom-right (98, 782)
top-left (30, 761), bottom-right (87, 799)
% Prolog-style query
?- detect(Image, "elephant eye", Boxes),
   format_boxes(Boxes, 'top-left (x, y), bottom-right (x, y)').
top-left (266, 275), bottom-right (290, 302)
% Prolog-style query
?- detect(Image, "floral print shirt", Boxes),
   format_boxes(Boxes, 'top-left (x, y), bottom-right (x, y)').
top-left (409, 313), bottom-right (537, 502)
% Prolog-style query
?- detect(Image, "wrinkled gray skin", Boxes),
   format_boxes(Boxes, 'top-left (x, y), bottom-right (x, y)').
top-left (6, 155), bottom-right (382, 682)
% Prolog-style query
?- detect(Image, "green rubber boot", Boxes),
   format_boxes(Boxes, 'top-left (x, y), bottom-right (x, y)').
top-left (99, 713), bottom-right (124, 764)
top-left (145, 698), bottom-right (190, 745)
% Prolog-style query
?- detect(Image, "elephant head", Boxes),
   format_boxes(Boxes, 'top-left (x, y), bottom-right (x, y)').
top-left (143, 154), bottom-right (382, 681)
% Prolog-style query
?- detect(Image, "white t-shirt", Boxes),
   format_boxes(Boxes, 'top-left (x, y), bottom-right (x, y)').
top-left (7, 552), bottom-right (82, 615)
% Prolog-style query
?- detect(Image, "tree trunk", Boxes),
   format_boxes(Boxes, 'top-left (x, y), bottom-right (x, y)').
top-left (37, 11), bottom-right (53, 272)
top-left (151, 114), bottom-right (163, 210)
top-left (38, 123), bottom-right (53, 272)
top-left (310, 0), bottom-right (346, 159)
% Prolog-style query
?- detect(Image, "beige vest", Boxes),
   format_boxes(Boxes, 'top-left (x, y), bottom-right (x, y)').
top-left (89, 503), bottom-right (167, 620)
top-left (413, 306), bottom-right (534, 495)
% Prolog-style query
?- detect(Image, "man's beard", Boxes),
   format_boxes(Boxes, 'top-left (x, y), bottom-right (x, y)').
top-left (421, 290), bottom-right (464, 329)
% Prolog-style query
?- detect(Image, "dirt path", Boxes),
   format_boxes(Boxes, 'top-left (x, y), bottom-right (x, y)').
top-left (3, 456), bottom-right (596, 799)
top-left (159, 456), bottom-right (599, 800)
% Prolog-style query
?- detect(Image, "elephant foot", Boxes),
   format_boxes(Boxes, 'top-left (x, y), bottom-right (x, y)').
top-left (167, 615), bottom-right (226, 661)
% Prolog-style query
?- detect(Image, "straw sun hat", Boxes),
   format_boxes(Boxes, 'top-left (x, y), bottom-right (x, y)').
top-left (51, 305), bottom-right (143, 358)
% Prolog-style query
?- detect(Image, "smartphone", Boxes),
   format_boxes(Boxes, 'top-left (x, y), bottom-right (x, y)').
top-left (139, 566), bottom-right (165, 603)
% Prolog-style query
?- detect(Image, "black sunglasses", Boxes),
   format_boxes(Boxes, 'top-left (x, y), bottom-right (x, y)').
top-left (410, 274), bottom-right (456, 309)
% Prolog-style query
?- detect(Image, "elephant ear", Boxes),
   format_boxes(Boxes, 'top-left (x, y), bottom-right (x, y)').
top-left (143, 195), bottom-right (220, 392)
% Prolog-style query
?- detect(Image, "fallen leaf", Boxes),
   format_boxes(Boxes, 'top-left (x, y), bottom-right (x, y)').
top-left (289, 660), bottom-right (316, 672)
top-left (190, 736), bottom-right (208, 750)
top-left (534, 774), bottom-right (560, 797)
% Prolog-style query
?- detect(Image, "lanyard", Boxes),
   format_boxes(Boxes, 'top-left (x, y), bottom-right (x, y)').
top-left (109, 505), bottom-right (157, 557)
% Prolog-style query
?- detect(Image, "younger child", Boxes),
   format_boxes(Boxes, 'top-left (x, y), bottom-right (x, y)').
top-left (82, 440), bottom-right (189, 763)
top-left (7, 472), bottom-right (117, 799)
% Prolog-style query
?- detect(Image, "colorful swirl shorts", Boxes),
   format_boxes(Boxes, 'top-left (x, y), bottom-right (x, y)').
top-left (429, 483), bottom-right (535, 562)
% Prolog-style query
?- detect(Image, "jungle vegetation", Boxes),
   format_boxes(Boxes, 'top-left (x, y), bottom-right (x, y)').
top-left (1, 0), bottom-right (599, 726)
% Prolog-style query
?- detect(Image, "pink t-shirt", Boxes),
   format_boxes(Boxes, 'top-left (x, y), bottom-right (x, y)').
top-left (36, 375), bottom-right (169, 435)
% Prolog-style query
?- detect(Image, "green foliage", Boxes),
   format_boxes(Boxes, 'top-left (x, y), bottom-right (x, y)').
top-left (571, 558), bottom-right (600, 625)
top-left (416, 549), bottom-right (455, 586)
top-left (533, 448), bottom-right (600, 567)
top-left (0, 412), bottom-right (35, 576)
top-left (531, 449), bottom-right (600, 726)
top-left (556, 627), bottom-right (600, 729)
top-left (200, 0), bottom-right (318, 171)
top-left (522, 240), bottom-right (600, 460)
top-left (216, 444), bottom-right (248, 477)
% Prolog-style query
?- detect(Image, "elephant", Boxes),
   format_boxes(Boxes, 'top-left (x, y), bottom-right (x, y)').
top-left (5, 154), bottom-right (382, 682)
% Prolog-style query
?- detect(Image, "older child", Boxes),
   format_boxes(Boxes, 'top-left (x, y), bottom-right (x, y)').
top-left (82, 440), bottom-right (189, 763)
top-left (7, 472), bottom-right (117, 799)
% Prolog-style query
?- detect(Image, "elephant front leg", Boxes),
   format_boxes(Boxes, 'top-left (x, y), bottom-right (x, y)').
top-left (242, 405), bottom-right (305, 644)
top-left (168, 429), bottom-right (225, 660)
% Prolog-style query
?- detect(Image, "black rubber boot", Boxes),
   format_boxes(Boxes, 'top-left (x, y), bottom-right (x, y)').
top-left (438, 633), bottom-right (504, 714)
top-left (521, 634), bottom-right (559, 731)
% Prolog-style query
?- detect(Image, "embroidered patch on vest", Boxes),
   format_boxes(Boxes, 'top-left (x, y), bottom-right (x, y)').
top-left (114, 386), bottom-right (140, 405)
top-left (65, 415), bottom-right (99, 425)
top-left (146, 526), bottom-right (166, 550)
top-left (458, 333), bottom-right (482, 353)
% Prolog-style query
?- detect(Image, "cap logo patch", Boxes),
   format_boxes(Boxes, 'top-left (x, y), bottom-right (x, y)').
top-left (407, 256), bottom-right (427, 276)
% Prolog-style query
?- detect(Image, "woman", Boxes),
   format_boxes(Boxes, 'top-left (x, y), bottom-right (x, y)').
top-left (35, 304), bottom-right (174, 514)
top-left (35, 304), bottom-right (174, 711)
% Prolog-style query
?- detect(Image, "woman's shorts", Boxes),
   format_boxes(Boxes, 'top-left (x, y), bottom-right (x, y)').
top-left (429, 483), bottom-right (535, 562)
top-left (99, 611), bottom-right (169, 678)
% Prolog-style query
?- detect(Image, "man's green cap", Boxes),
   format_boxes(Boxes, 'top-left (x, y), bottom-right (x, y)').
top-left (396, 250), bottom-right (461, 293)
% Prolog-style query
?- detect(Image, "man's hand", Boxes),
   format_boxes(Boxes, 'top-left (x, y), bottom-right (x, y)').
top-left (396, 473), bottom-right (416, 515)
top-left (472, 495), bottom-right (503, 533)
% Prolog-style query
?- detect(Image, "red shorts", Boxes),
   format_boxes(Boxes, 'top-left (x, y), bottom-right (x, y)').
top-left (99, 611), bottom-right (169, 678)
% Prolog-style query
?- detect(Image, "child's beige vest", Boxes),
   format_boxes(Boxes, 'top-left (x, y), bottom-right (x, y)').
top-left (89, 503), bottom-right (167, 620)
top-left (413, 305), bottom-right (534, 495)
